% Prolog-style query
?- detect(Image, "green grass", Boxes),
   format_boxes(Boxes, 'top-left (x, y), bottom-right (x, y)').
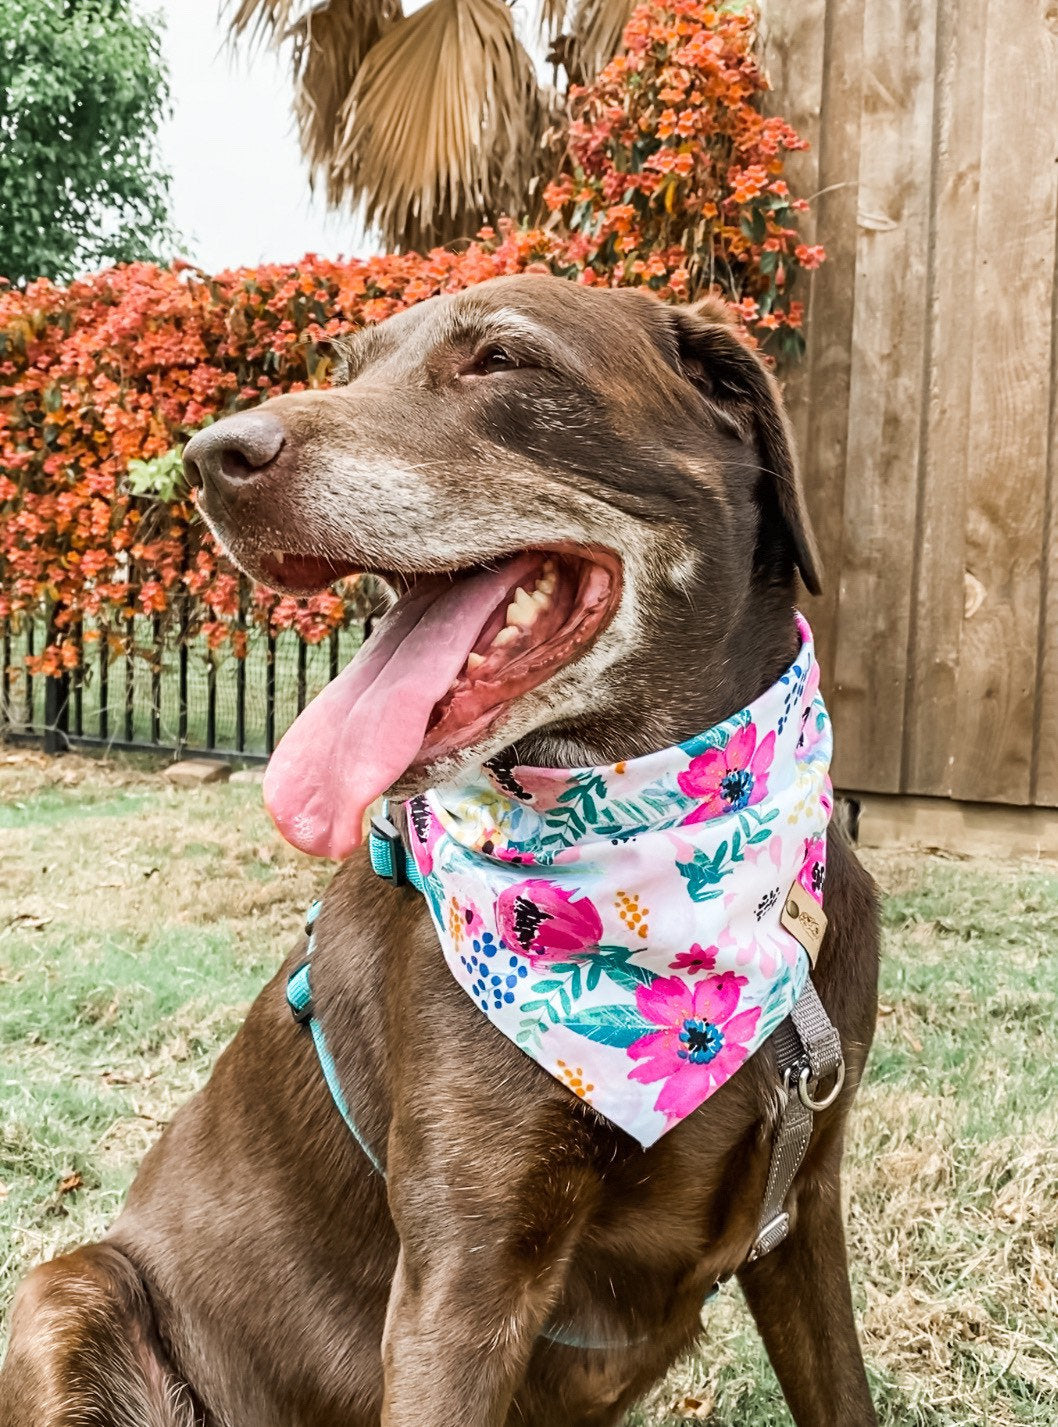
top-left (1, 748), bottom-right (1056, 1425)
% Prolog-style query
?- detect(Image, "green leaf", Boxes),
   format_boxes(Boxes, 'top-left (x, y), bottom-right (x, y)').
top-left (676, 841), bottom-right (736, 902)
top-left (562, 1005), bottom-right (655, 1049)
top-left (124, 447), bottom-right (185, 502)
top-left (601, 956), bottom-right (658, 992)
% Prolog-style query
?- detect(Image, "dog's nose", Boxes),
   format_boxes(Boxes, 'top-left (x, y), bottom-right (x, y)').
top-left (183, 410), bottom-right (286, 494)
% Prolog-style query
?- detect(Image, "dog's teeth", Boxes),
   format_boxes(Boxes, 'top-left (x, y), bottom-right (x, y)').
top-left (466, 652), bottom-right (485, 673)
top-left (273, 551), bottom-right (286, 566)
top-left (492, 625), bottom-right (520, 647)
top-left (531, 589), bottom-right (551, 610)
top-left (515, 585), bottom-right (537, 617)
top-left (536, 572), bottom-right (556, 595)
top-left (507, 588), bottom-right (537, 628)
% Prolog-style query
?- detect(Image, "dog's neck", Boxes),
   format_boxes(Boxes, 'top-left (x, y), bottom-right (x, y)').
top-left (504, 580), bottom-right (802, 771)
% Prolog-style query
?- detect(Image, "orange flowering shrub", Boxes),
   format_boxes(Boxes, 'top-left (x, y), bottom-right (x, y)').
top-left (0, 0), bottom-right (821, 678)
top-left (544, 0), bottom-right (823, 351)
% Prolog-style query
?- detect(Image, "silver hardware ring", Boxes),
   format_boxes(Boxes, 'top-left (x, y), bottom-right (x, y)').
top-left (797, 1060), bottom-right (846, 1111)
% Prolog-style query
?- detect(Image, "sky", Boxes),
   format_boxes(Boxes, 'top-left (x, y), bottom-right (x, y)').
top-left (152, 0), bottom-right (368, 272)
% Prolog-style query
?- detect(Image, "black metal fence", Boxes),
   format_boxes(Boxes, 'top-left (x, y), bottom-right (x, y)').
top-left (0, 590), bottom-right (366, 763)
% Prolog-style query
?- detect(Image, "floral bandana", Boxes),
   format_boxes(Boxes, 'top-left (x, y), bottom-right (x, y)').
top-left (403, 615), bottom-right (832, 1148)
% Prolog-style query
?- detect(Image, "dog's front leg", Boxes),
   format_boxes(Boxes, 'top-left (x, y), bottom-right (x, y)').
top-left (381, 1142), bottom-right (596, 1427)
top-left (737, 1160), bottom-right (876, 1426)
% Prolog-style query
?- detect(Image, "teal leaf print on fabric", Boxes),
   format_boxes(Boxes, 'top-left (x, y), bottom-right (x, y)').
top-left (536, 773), bottom-right (611, 849)
top-left (676, 806), bottom-right (782, 900)
top-left (593, 945), bottom-right (658, 992)
top-left (676, 841), bottom-right (734, 902)
top-left (515, 946), bottom-right (658, 1048)
top-left (563, 1004), bottom-right (656, 1048)
top-left (517, 960), bottom-right (585, 1046)
top-left (738, 806), bottom-right (780, 844)
top-left (754, 953), bottom-right (808, 1041)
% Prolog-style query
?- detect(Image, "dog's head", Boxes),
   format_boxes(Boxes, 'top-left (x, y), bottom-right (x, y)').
top-left (184, 275), bottom-right (820, 859)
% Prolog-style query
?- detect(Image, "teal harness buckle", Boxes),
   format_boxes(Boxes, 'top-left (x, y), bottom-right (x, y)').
top-left (368, 805), bottom-right (425, 892)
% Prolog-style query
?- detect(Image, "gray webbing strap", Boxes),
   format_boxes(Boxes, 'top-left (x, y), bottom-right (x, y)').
top-left (791, 981), bottom-right (844, 1081)
top-left (748, 978), bottom-right (845, 1263)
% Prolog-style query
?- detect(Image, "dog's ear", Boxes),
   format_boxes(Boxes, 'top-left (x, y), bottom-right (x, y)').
top-left (668, 297), bottom-right (822, 596)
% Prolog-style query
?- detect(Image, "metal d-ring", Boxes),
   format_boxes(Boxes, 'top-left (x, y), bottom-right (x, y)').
top-left (796, 1059), bottom-right (846, 1112)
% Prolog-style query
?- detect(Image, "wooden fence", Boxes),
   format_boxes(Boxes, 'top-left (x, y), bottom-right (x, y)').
top-left (764, 0), bottom-right (1058, 808)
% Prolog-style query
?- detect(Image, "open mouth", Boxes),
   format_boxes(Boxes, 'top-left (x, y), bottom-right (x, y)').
top-left (262, 548), bottom-right (622, 860)
top-left (256, 551), bottom-right (359, 591)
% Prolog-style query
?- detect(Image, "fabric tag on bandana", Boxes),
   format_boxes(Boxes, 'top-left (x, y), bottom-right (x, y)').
top-left (405, 614), bottom-right (833, 1147)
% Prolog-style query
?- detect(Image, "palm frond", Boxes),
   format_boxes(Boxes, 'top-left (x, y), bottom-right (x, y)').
top-left (330, 0), bottom-right (547, 250)
top-left (565, 0), bottom-right (634, 83)
top-left (289, 0), bottom-right (399, 188)
top-left (539, 0), bottom-right (572, 43)
top-left (224, 0), bottom-right (300, 45)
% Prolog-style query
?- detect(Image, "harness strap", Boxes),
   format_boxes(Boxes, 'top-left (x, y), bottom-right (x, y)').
top-left (748, 977), bottom-right (845, 1262)
top-left (791, 979), bottom-right (845, 1083)
top-left (368, 807), bottom-right (426, 892)
top-left (287, 900), bottom-right (385, 1176)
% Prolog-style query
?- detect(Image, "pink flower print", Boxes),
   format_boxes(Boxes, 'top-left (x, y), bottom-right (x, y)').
top-left (446, 896), bottom-right (484, 948)
top-left (798, 836), bottom-right (827, 904)
top-left (496, 879), bottom-right (603, 967)
top-left (494, 844), bottom-right (538, 866)
top-left (677, 723), bottom-right (776, 825)
top-left (669, 943), bottom-right (719, 975)
top-left (627, 973), bottom-right (762, 1123)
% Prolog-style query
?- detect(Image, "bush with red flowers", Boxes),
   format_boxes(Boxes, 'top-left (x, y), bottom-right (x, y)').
top-left (0, 0), bottom-right (822, 679)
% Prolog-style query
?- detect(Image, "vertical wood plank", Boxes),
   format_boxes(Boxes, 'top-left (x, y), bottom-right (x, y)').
top-left (826, 0), bottom-right (939, 791)
top-left (760, 0), bottom-right (825, 476)
top-left (1031, 205), bottom-right (1058, 805)
top-left (949, 0), bottom-right (1058, 803)
top-left (902, 0), bottom-right (988, 795)
top-left (785, 0), bottom-right (867, 699)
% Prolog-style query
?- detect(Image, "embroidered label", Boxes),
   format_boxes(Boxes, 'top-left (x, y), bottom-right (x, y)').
top-left (780, 886), bottom-right (827, 967)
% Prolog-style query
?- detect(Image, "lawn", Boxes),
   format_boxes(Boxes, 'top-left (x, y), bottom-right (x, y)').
top-left (1, 747), bottom-right (1056, 1425)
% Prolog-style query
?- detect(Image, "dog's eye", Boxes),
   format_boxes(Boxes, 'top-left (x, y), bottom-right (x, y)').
top-left (468, 344), bottom-right (519, 376)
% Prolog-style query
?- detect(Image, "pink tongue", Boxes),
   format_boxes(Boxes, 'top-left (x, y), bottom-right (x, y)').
top-left (263, 554), bottom-right (538, 859)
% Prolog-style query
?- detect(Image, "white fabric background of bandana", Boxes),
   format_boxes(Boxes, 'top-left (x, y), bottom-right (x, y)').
top-left (405, 615), bottom-right (833, 1147)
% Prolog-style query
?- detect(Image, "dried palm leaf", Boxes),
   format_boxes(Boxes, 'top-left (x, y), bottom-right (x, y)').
top-left (565, 0), bottom-right (634, 82)
top-left (288, 0), bottom-right (399, 190)
top-left (224, 0), bottom-right (300, 45)
top-left (538, 0), bottom-right (572, 43)
top-left (331, 0), bottom-right (547, 250)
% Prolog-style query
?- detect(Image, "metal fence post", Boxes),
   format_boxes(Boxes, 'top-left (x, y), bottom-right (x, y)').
top-left (42, 605), bottom-right (69, 754)
top-left (43, 670), bottom-right (68, 754)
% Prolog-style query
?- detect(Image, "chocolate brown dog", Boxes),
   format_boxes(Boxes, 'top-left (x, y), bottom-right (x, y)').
top-left (0, 277), bottom-right (879, 1426)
